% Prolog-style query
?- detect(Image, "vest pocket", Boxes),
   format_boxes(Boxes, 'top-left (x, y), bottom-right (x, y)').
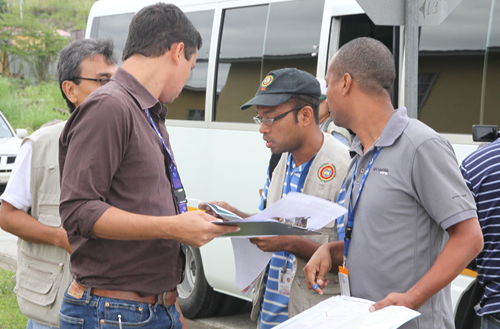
top-left (16, 251), bottom-right (64, 307)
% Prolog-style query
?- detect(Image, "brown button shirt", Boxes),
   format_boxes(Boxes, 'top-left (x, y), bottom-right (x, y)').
top-left (59, 67), bottom-right (184, 295)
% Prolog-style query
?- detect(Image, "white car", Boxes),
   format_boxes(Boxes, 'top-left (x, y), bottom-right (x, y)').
top-left (0, 111), bottom-right (27, 194)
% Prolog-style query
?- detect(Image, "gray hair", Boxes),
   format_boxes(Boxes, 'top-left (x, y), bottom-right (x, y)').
top-left (57, 38), bottom-right (117, 113)
top-left (332, 37), bottom-right (395, 96)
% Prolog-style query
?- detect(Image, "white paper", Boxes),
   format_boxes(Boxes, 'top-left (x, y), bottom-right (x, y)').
top-left (231, 238), bottom-right (273, 289)
top-left (230, 193), bottom-right (347, 290)
top-left (274, 295), bottom-right (420, 329)
top-left (231, 192), bottom-right (347, 232)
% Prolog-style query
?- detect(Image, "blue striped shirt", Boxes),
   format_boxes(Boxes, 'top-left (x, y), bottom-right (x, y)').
top-left (258, 154), bottom-right (314, 328)
top-left (461, 139), bottom-right (500, 316)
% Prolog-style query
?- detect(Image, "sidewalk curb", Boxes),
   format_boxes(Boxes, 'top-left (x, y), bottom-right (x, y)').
top-left (0, 252), bottom-right (16, 272)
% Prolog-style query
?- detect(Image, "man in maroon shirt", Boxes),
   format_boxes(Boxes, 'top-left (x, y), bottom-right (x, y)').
top-left (58, 4), bottom-right (239, 328)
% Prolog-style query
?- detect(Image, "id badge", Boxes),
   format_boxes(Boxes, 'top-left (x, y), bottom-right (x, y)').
top-left (278, 268), bottom-right (293, 296)
top-left (338, 266), bottom-right (351, 297)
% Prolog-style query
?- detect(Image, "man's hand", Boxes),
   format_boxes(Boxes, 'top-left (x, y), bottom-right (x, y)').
top-left (249, 236), bottom-right (291, 252)
top-left (92, 207), bottom-right (240, 248)
top-left (55, 228), bottom-right (73, 254)
top-left (303, 242), bottom-right (334, 295)
top-left (170, 210), bottom-right (240, 248)
top-left (0, 201), bottom-right (72, 253)
top-left (368, 292), bottom-right (420, 312)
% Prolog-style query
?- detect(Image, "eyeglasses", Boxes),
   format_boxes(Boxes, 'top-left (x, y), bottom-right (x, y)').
top-left (253, 106), bottom-right (304, 126)
top-left (69, 77), bottom-right (111, 86)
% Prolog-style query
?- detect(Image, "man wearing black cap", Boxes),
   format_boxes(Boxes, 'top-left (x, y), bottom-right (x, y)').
top-left (207, 68), bottom-right (350, 328)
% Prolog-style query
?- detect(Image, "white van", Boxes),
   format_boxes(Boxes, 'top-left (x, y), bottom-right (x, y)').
top-left (86, 0), bottom-right (498, 320)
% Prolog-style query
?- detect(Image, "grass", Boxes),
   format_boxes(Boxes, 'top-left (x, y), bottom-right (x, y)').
top-left (0, 268), bottom-right (27, 329)
top-left (0, 76), bottom-right (69, 133)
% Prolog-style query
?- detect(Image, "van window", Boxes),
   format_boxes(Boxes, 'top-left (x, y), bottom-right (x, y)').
top-left (167, 10), bottom-right (214, 121)
top-left (330, 14), bottom-right (393, 95)
top-left (418, 0), bottom-right (500, 133)
top-left (214, 0), bottom-right (325, 123)
top-left (90, 10), bottom-right (214, 121)
top-left (90, 13), bottom-right (135, 64)
top-left (337, 14), bottom-right (393, 51)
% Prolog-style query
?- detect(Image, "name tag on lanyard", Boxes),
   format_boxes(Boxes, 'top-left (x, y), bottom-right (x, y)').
top-left (144, 108), bottom-right (187, 213)
top-left (340, 147), bottom-right (382, 296)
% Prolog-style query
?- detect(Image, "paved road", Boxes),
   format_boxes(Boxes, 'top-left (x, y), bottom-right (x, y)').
top-left (0, 228), bottom-right (255, 329)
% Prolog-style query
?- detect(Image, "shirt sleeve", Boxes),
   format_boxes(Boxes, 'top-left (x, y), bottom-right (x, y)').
top-left (59, 95), bottom-right (130, 239)
top-left (0, 140), bottom-right (32, 213)
top-left (411, 137), bottom-right (477, 230)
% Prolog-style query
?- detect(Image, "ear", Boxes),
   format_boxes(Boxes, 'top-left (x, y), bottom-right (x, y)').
top-left (299, 106), bottom-right (315, 127)
top-left (342, 73), bottom-right (352, 96)
top-left (170, 42), bottom-right (185, 66)
top-left (62, 81), bottom-right (78, 106)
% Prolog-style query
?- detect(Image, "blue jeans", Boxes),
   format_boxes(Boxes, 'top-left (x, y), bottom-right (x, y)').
top-left (482, 313), bottom-right (500, 329)
top-left (27, 319), bottom-right (58, 329)
top-left (59, 285), bottom-right (182, 329)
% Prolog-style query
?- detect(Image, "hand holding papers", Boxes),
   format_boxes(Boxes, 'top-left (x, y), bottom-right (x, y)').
top-left (214, 192), bottom-right (347, 238)
top-left (273, 295), bottom-right (420, 329)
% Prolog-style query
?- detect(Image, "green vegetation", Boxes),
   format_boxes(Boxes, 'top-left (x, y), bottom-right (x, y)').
top-left (6, 0), bottom-right (95, 31)
top-left (0, 0), bottom-right (95, 129)
top-left (0, 0), bottom-right (96, 82)
top-left (0, 268), bottom-right (27, 329)
top-left (0, 76), bottom-right (69, 132)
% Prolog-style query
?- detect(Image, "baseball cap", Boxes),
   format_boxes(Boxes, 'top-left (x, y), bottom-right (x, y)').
top-left (317, 77), bottom-right (327, 100)
top-left (240, 68), bottom-right (321, 110)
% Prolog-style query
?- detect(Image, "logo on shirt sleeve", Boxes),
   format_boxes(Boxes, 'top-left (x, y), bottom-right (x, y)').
top-left (317, 163), bottom-right (336, 183)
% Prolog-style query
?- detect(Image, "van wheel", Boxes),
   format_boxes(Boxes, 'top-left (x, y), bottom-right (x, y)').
top-left (177, 246), bottom-right (222, 318)
top-left (214, 294), bottom-right (249, 316)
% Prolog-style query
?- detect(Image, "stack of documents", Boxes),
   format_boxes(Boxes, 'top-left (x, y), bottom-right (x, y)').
top-left (274, 295), bottom-right (420, 329)
top-left (210, 192), bottom-right (347, 237)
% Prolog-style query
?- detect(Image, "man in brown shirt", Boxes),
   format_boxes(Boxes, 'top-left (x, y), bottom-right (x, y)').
top-left (58, 4), bottom-right (239, 328)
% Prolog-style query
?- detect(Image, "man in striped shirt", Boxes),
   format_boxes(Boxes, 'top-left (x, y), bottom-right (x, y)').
top-left (461, 138), bottom-right (500, 328)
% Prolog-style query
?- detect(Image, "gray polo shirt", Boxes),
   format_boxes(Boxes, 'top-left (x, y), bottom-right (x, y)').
top-left (343, 108), bottom-right (476, 329)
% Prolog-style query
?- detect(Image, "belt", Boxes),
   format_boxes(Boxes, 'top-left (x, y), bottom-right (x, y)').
top-left (74, 282), bottom-right (177, 306)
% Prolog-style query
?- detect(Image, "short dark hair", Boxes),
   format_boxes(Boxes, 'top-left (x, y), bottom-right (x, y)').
top-left (122, 3), bottom-right (202, 62)
top-left (57, 38), bottom-right (117, 113)
top-left (332, 37), bottom-right (395, 96)
top-left (286, 94), bottom-right (320, 124)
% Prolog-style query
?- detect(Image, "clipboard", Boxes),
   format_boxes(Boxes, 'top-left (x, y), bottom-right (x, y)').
top-left (214, 220), bottom-right (321, 237)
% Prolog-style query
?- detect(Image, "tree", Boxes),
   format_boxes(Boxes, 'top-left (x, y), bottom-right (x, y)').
top-left (0, 12), bottom-right (69, 81)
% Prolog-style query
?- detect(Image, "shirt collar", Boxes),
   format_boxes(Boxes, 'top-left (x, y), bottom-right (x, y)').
top-left (349, 107), bottom-right (410, 157)
top-left (111, 67), bottom-right (166, 117)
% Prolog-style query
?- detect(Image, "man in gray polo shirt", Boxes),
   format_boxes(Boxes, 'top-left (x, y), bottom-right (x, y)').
top-left (303, 37), bottom-right (483, 328)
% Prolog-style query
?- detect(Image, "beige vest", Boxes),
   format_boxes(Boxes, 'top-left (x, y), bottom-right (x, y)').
top-left (251, 133), bottom-right (351, 320)
top-left (15, 121), bottom-right (71, 327)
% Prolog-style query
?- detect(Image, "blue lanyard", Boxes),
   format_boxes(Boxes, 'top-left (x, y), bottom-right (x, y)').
top-left (282, 153), bottom-right (315, 195)
top-left (342, 147), bottom-right (382, 267)
top-left (144, 108), bottom-right (187, 214)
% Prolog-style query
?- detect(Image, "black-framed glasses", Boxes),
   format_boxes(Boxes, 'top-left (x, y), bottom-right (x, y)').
top-left (253, 106), bottom-right (304, 126)
top-left (69, 77), bottom-right (111, 86)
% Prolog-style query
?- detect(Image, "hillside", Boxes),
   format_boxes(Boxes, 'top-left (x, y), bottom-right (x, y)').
top-left (6, 0), bottom-right (96, 32)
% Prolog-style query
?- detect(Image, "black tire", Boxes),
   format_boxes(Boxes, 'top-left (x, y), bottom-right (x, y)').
top-left (213, 294), bottom-right (249, 316)
top-left (177, 246), bottom-right (222, 318)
